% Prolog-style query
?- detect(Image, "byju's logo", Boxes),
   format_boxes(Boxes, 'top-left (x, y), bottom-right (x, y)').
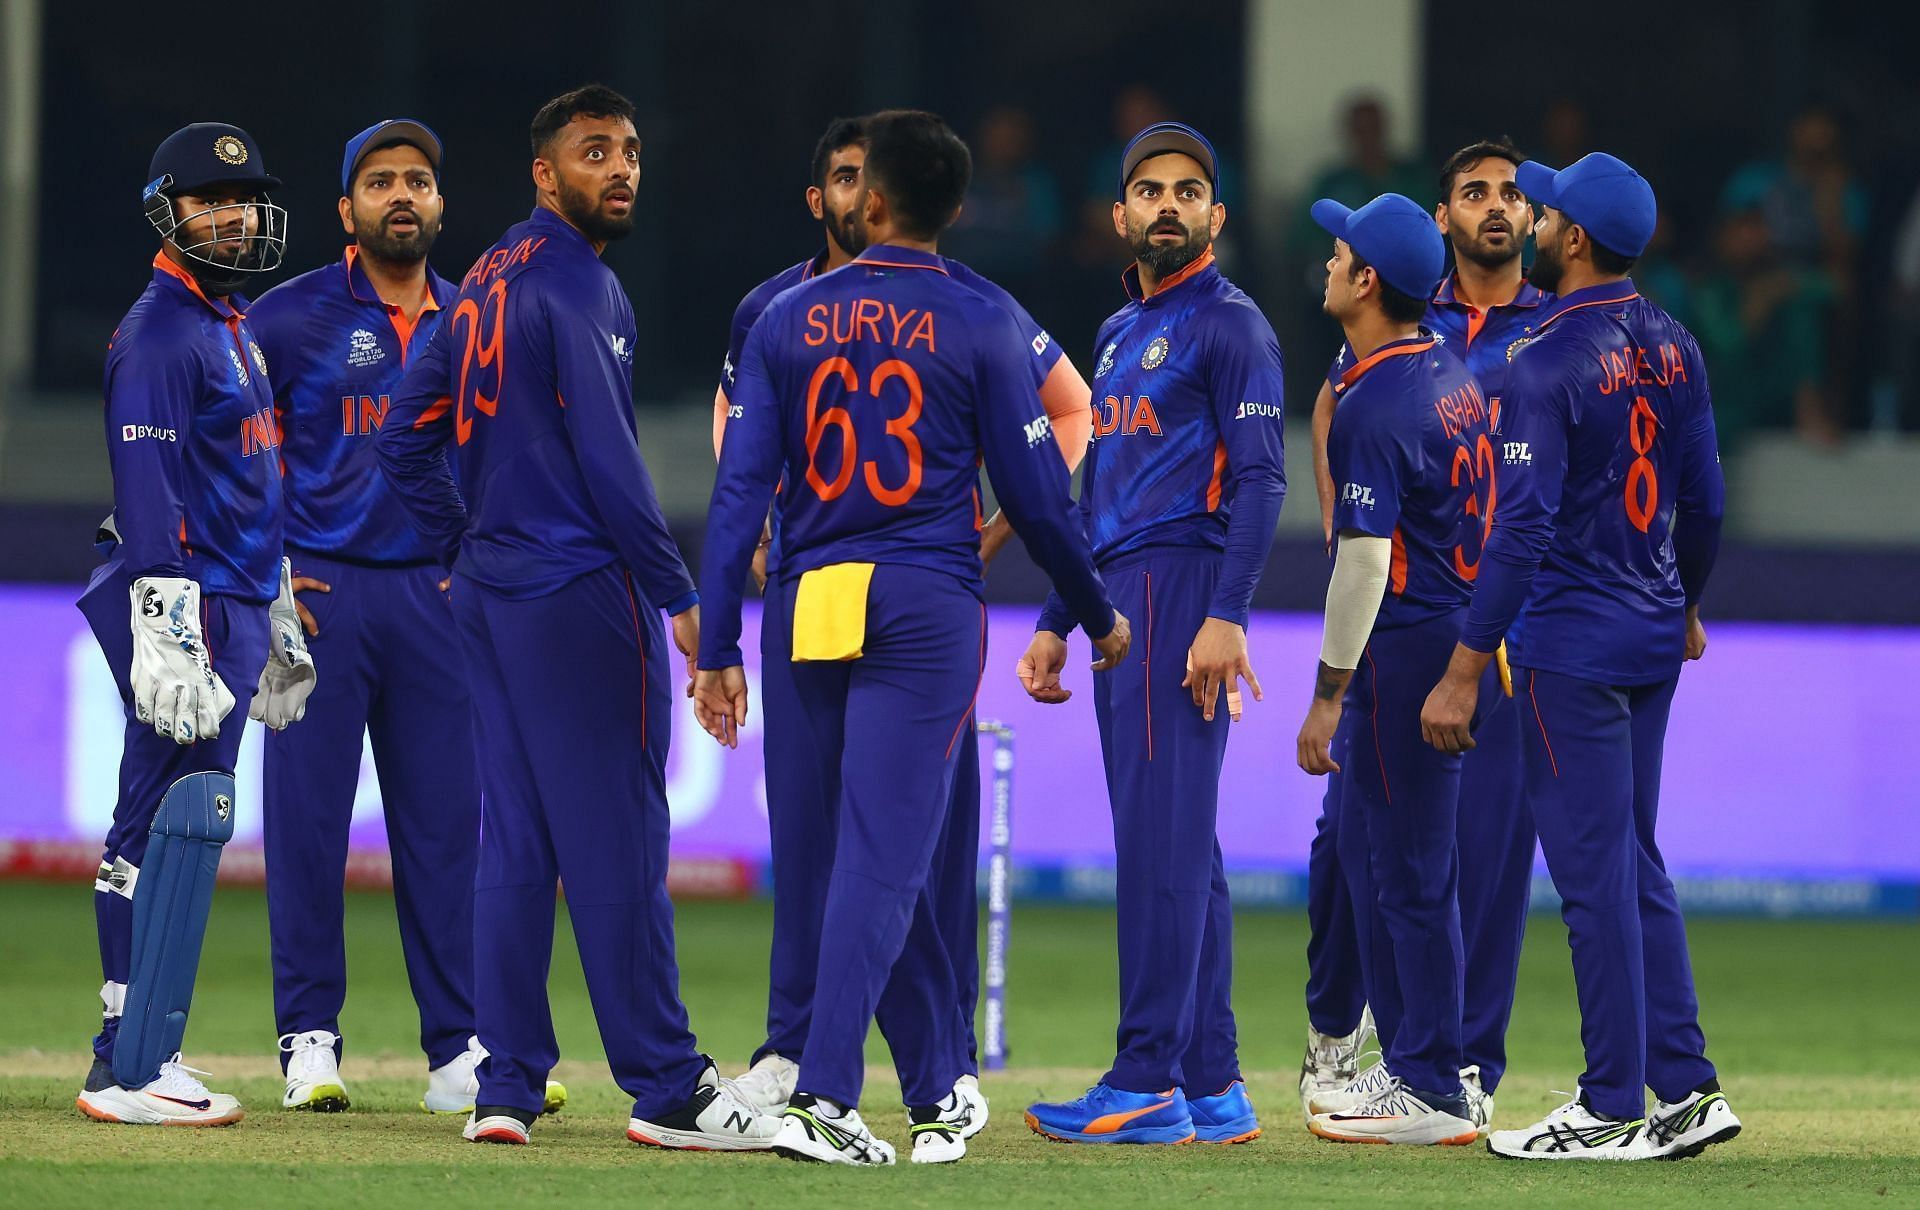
top-left (121, 424), bottom-right (178, 443)
top-left (1503, 441), bottom-right (1532, 466)
top-left (1341, 482), bottom-right (1376, 509)
top-left (1235, 401), bottom-right (1283, 421)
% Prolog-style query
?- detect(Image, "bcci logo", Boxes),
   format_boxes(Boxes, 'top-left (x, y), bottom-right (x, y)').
top-left (213, 135), bottom-right (249, 166)
top-left (1507, 332), bottom-right (1534, 362)
top-left (215, 795), bottom-right (232, 822)
top-left (1140, 336), bottom-right (1170, 370)
top-left (249, 342), bottom-right (269, 378)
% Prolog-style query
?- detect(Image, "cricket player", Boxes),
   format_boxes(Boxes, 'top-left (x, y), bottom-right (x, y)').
top-left (377, 84), bottom-right (774, 1151)
top-left (76, 123), bottom-right (313, 1126)
top-left (1420, 152), bottom-right (1738, 1160)
top-left (715, 117), bottom-right (1093, 1151)
top-left (1300, 140), bottom-right (1543, 1128)
top-left (1293, 192), bottom-right (1486, 1146)
top-left (1020, 122), bottom-right (1287, 1146)
top-left (696, 109), bottom-right (1125, 1167)
top-left (249, 120), bottom-right (562, 1118)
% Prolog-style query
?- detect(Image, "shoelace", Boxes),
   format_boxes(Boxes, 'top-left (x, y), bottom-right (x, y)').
top-left (151, 1054), bottom-right (215, 1098)
top-left (278, 1031), bottom-right (337, 1080)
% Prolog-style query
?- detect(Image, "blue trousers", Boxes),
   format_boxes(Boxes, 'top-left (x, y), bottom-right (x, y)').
top-left (78, 563), bottom-right (267, 1063)
top-left (264, 552), bottom-right (477, 1069)
top-left (1518, 667), bottom-right (1716, 1119)
top-left (453, 565), bottom-right (703, 1119)
top-left (778, 565), bottom-right (985, 1110)
top-left (758, 571), bottom-right (974, 1106)
top-left (1094, 547), bottom-right (1239, 1096)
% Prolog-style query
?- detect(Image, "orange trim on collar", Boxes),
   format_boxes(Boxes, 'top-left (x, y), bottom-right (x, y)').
top-left (1538, 291), bottom-right (1640, 333)
top-left (853, 255), bottom-right (950, 275)
top-left (346, 245), bottom-right (441, 360)
top-left (152, 252), bottom-right (243, 321)
top-left (1338, 338), bottom-right (1435, 391)
top-left (1139, 246), bottom-right (1215, 299)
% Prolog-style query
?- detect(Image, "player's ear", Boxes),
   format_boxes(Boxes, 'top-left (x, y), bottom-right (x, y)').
top-left (1209, 201), bottom-right (1225, 240)
top-left (1111, 200), bottom-right (1127, 240)
top-left (337, 196), bottom-right (354, 237)
top-left (1434, 203), bottom-right (1450, 236)
top-left (531, 156), bottom-right (555, 198)
top-left (806, 185), bottom-right (824, 222)
top-left (861, 186), bottom-right (884, 230)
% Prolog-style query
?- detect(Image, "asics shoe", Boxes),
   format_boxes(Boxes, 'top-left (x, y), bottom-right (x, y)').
top-left (772, 1092), bottom-right (896, 1166)
top-left (1646, 1084), bottom-right (1740, 1160)
top-left (1487, 1089), bottom-right (1652, 1160)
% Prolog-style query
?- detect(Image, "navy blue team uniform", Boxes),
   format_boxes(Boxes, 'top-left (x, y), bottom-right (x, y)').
top-left (379, 207), bottom-right (707, 1121)
top-left (1034, 247), bottom-right (1287, 1123)
top-left (1308, 275), bottom-right (1545, 1090)
top-left (701, 244), bottom-right (1115, 1113)
top-left (719, 250), bottom-right (1066, 1088)
top-left (1461, 276), bottom-right (1725, 1121)
top-left (248, 247), bottom-right (477, 1072)
top-left (80, 252), bottom-right (281, 1069)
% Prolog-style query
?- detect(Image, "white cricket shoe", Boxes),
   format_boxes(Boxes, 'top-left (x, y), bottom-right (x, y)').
top-left (1646, 1086), bottom-right (1741, 1160)
top-left (772, 1094), bottom-right (897, 1166)
top-left (1487, 1090), bottom-right (1653, 1160)
top-left (909, 1096), bottom-right (966, 1164)
top-left (463, 1107), bottom-right (533, 1145)
top-left (731, 1052), bottom-right (799, 1114)
top-left (1305, 1052), bottom-right (1395, 1116)
top-left (1309, 1074), bottom-right (1478, 1146)
top-left (280, 1029), bottom-right (350, 1111)
top-left (423, 1035), bottom-right (567, 1115)
top-left (628, 1061), bottom-right (781, 1150)
top-left (952, 1073), bottom-right (990, 1139)
top-left (76, 1053), bottom-right (244, 1127)
top-left (1298, 1005), bottom-right (1376, 1119)
top-left (1461, 1064), bottom-right (1494, 1134)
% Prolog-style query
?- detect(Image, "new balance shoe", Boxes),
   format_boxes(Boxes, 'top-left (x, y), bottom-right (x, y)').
top-left (1487, 1090), bottom-right (1652, 1160)
top-left (952, 1073), bottom-right (989, 1139)
top-left (627, 1059), bottom-right (781, 1150)
top-left (463, 1104), bottom-right (534, 1145)
top-left (1461, 1064), bottom-right (1494, 1135)
top-left (772, 1093), bottom-right (896, 1165)
top-left (732, 1052), bottom-right (799, 1114)
top-left (908, 1097), bottom-right (966, 1164)
top-left (1646, 1084), bottom-right (1741, 1160)
top-left (1305, 1056), bottom-right (1395, 1116)
top-left (1189, 1080), bottom-right (1261, 1143)
top-left (1298, 1006), bottom-right (1377, 1120)
top-left (1025, 1083), bottom-right (1196, 1145)
top-left (1309, 1074), bottom-right (1478, 1146)
top-left (76, 1053), bottom-right (244, 1127)
top-left (280, 1029), bottom-right (349, 1112)
top-left (423, 1035), bottom-right (567, 1115)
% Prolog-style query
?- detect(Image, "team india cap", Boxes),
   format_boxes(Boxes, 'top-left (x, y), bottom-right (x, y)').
top-left (1310, 192), bottom-right (1446, 299)
top-left (146, 122), bottom-right (282, 199)
top-left (1515, 151), bottom-right (1657, 258)
top-left (341, 118), bottom-right (444, 194)
top-left (1119, 121), bottom-right (1219, 197)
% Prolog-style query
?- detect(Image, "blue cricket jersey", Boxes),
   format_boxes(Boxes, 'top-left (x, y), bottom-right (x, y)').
top-left (1462, 279), bottom-right (1726, 685)
top-left (1040, 248), bottom-right (1287, 632)
top-left (1327, 334), bottom-right (1492, 629)
top-left (1328, 274), bottom-right (1548, 422)
top-left (377, 207), bottom-right (696, 610)
top-left (699, 243), bottom-right (1113, 669)
top-left (100, 254), bottom-right (285, 605)
top-left (249, 247), bottom-right (455, 566)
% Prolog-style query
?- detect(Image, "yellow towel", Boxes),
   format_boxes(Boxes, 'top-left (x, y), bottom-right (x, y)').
top-left (792, 562), bottom-right (876, 662)
top-left (1496, 641), bottom-right (1514, 698)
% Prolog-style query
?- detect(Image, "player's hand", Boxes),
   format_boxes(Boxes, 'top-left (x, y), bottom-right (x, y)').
top-left (1090, 609), bottom-right (1132, 672)
top-left (1183, 617), bottom-right (1262, 723)
top-left (1017, 630), bottom-right (1073, 704)
top-left (750, 543), bottom-right (770, 593)
top-left (128, 576), bottom-right (237, 745)
top-left (1296, 699), bottom-right (1343, 775)
top-left (670, 605), bottom-right (700, 698)
top-left (1420, 670), bottom-right (1480, 754)
top-left (290, 574), bottom-right (331, 636)
top-left (1684, 605), bottom-right (1707, 661)
top-left (693, 666), bottom-right (748, 748)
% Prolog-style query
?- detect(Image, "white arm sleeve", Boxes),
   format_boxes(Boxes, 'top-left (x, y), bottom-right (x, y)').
top-left (1319, 534), bottom-right (1392, 670)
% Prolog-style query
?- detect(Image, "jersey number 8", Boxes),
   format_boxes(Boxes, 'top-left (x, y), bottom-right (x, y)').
top-left (805, 356), bottom-right (925, 507)
top-left (1625, 395), bottom-right (1660, 533)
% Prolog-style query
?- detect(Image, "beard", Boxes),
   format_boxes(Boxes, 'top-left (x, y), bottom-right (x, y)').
top-left (825, 198), bottom-right (868, 257)
top-left (558, 174), bottom-right (635, 243)
top-left (1451, 220), bottom-right (1523, 272)
top-left (1529, 234), bottom-right (1566, 294)
top-left (356, 206), bottom-right (441, 265)
top-left (1128, 213), bottom-right (1210, 279)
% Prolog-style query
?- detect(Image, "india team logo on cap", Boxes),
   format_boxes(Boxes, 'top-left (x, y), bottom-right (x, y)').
top-left (213, 134), bottom-right (249, 166)
top-left (1141, 336), bottom-right (1170, 370)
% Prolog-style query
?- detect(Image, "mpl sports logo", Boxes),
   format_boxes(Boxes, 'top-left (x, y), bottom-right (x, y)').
top-left (1341, 482), bottom-right (1376, 509)
top-left (608, 332), bottom-right (633, 364)
top-left (1023, 414), bottom-right (1054, 449)
top-left (1235, 401), bottom-right (1283, 421)
top-left (121, 424), bottom-right (178, 443)
top-left (1503, 441), bottom-right (1532, 466)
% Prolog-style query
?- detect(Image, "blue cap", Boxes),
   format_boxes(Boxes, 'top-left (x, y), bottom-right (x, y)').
top-left (341, 118), bottom-right (443, 194)
top-left (1119, 122), bottom-right (1219, 197)
top-left (145, 122), bottom-right (281, 201)
top-left (1310, 192), bottom-right (1446, 300)
top-left (1514, 152), bottom-right (1656, 258)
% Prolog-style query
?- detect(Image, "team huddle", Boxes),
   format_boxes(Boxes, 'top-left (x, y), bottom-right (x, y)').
top-left (72, 81), bottom-right (1735, 1166)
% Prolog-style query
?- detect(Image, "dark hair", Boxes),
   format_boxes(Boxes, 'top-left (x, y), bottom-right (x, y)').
top-left (811, 117), bottom-right (868, 189)
top-left (1437, 137), bottom-right (1524, 203)
top-left (1348, 249), bottom-right (1428, 323)
top-left (352, 138), bottom-right (436, 191)
top-left (861, 109), bottom-right (971, 241)
top-left (530, 84), bottom-right (637, 158)
top-left (1589, 238), bottom-right (1638, 276)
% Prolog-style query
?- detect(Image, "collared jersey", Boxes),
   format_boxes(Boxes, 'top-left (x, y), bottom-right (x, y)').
top-left (1328, 275), bottom-right (1548, 421)
top-left (1049, 249), bottom-right (1287, 628)
top-left (698, 243), bottom-right (1111, 669)
top-left (101, 254), bottom-right (284, 604)
top-left (1328, 334), bottom-right (1491, 629)
top-left (249, 247), bottom-right (454, 565)
top-left (1462, 279), bottom-right (1726, 685)
top-left (377, 207), bottom-right (695, 609)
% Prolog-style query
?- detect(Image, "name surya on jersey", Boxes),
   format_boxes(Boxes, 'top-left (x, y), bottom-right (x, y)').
top-left (803, 298), bottom-right (937, 351)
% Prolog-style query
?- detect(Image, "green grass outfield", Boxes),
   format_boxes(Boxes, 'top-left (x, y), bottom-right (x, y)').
top-left (2, 881), bottom-right (1916, 1207)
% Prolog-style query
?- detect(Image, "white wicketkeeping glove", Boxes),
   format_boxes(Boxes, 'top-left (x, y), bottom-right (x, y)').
top-left (128, 576), bottom-right (237, 745)
top-left (250, 557), bottom-right (317, 730)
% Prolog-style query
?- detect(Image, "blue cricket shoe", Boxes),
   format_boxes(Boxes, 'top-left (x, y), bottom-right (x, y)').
top-left (1025, 1083), bottom-right (1196, 1144)
top-left (1188, 1080), bottom-right (1261, 1143)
